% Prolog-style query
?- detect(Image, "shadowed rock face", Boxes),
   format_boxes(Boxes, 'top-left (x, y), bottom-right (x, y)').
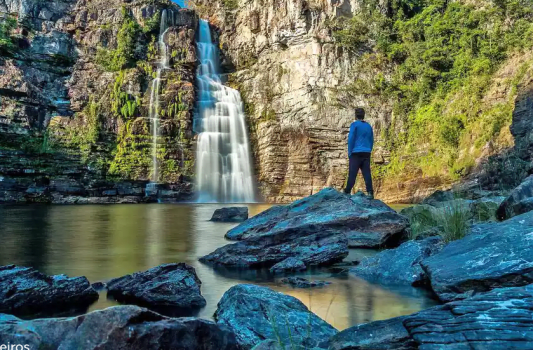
top-left (215, 284), bottom-right (337, 350)
top-left (269, 257), bottom-right (306, 274)
top-left (0, 265), bottom-right (98, 317)
top-left (0, 305), bottom-right (240, 350)
top-left (226, 188), bottom-right (408, 248)
top-left (106, 263), bottom-right (206, 315)
top-left (497, 175), bottom-right (533, 220)
top-left (350, 237), bottom-right (444, 286)
top-left (211, 207), bottom-right (249, 222)
top-left (421, 211), bottom-right (533, 302)
top-left (280, 277), bottom-right (331, 289)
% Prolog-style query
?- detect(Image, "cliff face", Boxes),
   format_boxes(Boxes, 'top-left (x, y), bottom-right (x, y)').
top-left (194, 0), bottom-right (533, 203)
top-left (0, 0), bottom-right (198, 203)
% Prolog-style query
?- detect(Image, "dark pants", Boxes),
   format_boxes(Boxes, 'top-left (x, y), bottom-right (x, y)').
top-left (344, 152), bottom-right (374, 195)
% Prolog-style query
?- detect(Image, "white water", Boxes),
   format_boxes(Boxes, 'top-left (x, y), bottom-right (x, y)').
top-left (149, 10), bottom-right (171, 183)
top-left (195, 20), bottom-right (256, 203)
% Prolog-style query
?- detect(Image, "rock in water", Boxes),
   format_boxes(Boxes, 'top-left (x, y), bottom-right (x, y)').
top-left (497, 175), bottom-right (533, 220)
top-left (421, 211), bottom-right (533, 302)
top-left (269, 258), bottom-right (307, 274)
top-left (281, 277), bottom-right (331, 288)
top-left (350, 237), bottom-right (444, 286)
top-left (211, 207), bottom-right (249, 222)
top-left (225, 188), bottom-right (408, 248)
top-left (0, 305), bottom-right (239, 350)
top-left (0, 265), bottom-right (98, 317)
top-left (329, 316), bottom-right (416, 350)
top-left (420, 190), bottom-right (455, 206)
top-left (404, 285), bottom-right (533, 349)
top-left (331, 285), bottom-right (533, 350)
top-left (215, 284), bottom-right (337, 349)
top-left (106, 263), bottom-right (206, 314)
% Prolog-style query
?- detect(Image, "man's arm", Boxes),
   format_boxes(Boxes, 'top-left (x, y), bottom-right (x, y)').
top-left (348, 123), bottom-right (356, 157)
top-left (370, 125), bottom-right (374, 151)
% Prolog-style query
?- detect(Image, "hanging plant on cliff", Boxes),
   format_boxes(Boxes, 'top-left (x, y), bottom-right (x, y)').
top-left (111, 71), bottom-right (140, 120)
top-left (0, 15), bottom-right (17, 55)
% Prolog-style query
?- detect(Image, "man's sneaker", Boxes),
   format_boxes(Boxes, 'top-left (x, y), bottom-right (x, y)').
top-left (367, 192), bottom-right (374, 200)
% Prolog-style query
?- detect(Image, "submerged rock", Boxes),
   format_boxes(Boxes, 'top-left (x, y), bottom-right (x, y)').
top-left (269, 257), bottom-right (307, 274)
top-left (350, 237), bottom-right (444, 286)
top-left (421, 211), bottom-right (533, 302)
top-left (281, 277), bottom-right (331, 288)
top-left (0, 265), bottom-right (98, 317)
top-left (331, 284), bottom-right (533, 350)
top-left (211, 207), bottom-right (249, 222)
top-left (215, 284), bottom-right (337, 349)
top-left (225, 188), bottom-right (408, 248)
top-left (497, 175), bottom-right (533, 220)
top-left (329, 316), bottom-right (416, 350)
top-left (0, 305), bottom-right (239, 350)
top-left (106, 263), bottom-right (206, 314)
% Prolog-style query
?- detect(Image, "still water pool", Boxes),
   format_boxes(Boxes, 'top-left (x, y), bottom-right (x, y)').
top-left (0, 203), bottom-right (437, 330)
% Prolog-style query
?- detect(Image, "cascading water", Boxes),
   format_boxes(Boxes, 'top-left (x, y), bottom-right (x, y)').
top-left (148, 10), bottom-right (171, 184)
top-left (195, 20), bottom-right (256, 203)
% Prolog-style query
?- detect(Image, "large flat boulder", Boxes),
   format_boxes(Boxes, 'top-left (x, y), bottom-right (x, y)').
top-left (0, 305), bottom-right (239, 350)
top-left (497, 175), bottom-right (533, 220)
top-left (350, 237), bottom-right (444, 286)
top-left (0, 265), bottom-right (98, 317)
top-left (421, 211), bottom-right (533, 302)
top-left (226, 188), bottom-right (408, 249)
top-left (211, 207), bottom-right (249, 222)
top-left (215, 284), bottom-right (337, 349)
top-left (330, 285), bottom-right (533, 350)
top-left (106, 263), bottom-right (206, 314)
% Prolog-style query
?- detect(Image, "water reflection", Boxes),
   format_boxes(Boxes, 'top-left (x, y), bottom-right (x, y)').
top-left (0, 203), bottom-right (436, 330)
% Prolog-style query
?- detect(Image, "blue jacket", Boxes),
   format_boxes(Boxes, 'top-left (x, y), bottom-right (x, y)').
top-left (348, 121), bottom-right (374, 156)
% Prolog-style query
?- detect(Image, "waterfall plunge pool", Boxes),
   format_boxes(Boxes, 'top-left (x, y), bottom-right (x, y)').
top-left (0, 203), bottom-right (436, 330)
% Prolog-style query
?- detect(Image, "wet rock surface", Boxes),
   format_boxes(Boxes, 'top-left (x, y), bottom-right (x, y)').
top-left (281, 277), bottom-right (331, 288)
top-left (106, 263), bottom-right (206, 315)
top-left (215, 284), bottom-right (337, 349)
top-left (0, 305), bottom-right (240, 350)
top-left (350, 237), bottom-right (444, 286)
top-left (211, 207), bottom-right (249, 222)
top-left (421, 211), bottom-right (533, 302)
top-left (497, 175), bottom-right (533, 220)
top-left (0, 265), bottom-right (98, 317)
top-left (226, 189), bottom-right (408, 248)
top-left (269, 258), bottom-right (307, 274)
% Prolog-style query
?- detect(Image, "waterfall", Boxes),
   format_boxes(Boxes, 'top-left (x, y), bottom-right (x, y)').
top-left (149, 10), bottom-right (170, 183)
top-left (195, 20), bottom-right (256, 203)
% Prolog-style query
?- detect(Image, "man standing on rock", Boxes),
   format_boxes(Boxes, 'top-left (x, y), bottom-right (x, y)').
top-left (344, 108), bottom-right (374, 199)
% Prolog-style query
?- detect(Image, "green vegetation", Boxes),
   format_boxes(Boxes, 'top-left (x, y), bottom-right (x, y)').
top-left (331, 0), bottom-right (533, 182)
top-left (408, 201), bottom-right (471, 242)
top-left (96, 7), bottom-right (141, 72)
top-left (111, 71), bottom-right (141, 120)
top-left (0, 16), bottom-right (17, 54)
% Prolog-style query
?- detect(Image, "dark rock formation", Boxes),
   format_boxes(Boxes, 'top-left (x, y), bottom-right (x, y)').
top-left (329, 316), bottom-right (416, 350)
top-left (106, 263), bottom-right (206, 315)
top-left (0, 265), bottom-right (98, 317)
top-left (269, 257), bottom-right (306, 274)
top-left (281, 277), bottom-right (331, 288)
top-left (421, 190), bottom-right (455, 206)
top-left (215, 284), bottom-right (337, 349)
top-left (404, 284), bottom-right (533, 349)
top-left (0, 305), bottom-right (240, 350)
top-left (211, 207), bottom-right (249, 222)
top-left (421, 211), bottom-right (533, 302)
top-left (226, 188), bottom-right (408, 249)
top-left (497, 175), bottom-right (533, 220)
top-left (350, 237), bottom-right (444, 286)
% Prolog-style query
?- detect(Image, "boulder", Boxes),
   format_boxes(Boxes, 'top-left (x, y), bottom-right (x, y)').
top-left (281, 277), bottom-right (331, 288)
top-left (421, 211), bottom-right (533, 302)
top-left (329, 316), bottom-right (416, 350)
top-left (215, 284), bottom-right (337, 349)
top-left (420, 190), bottom-right (454, 206)
top-left (211, 207), bottom-right (249, 222)
top-left (404, 284), bottom-right (533, 349)
top-left (471, 196), bottom-right (505, 221)
top-left (0, 265), bottom-right (98, 317)
top-left (253, 339), bottom-right (322, 350)
top-left (269, 258), bottom-right (307, 274)
top-left (225, 188), bottom-right (408, 249)
top-left (497, 175), bottom-right (533, 220)
top-left (106, 263), bottom-right (206, 315)
top-left (200, 230), bottom-right (348, 268)
top-left (350, 237), bottom-right (444, 286)
top-left (0, 305), bottom-right (240, 350)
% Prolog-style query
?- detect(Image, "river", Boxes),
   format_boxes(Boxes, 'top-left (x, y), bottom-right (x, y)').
top-left (0, 203), bottom-right (437, 330)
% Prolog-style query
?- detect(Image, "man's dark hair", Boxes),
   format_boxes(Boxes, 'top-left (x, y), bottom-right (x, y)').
top-left (355, 108), bottom-right (365, 120)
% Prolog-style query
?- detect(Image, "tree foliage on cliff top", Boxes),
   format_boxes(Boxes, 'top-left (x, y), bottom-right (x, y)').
top-left (332, 0), bottom-right (533, 182)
